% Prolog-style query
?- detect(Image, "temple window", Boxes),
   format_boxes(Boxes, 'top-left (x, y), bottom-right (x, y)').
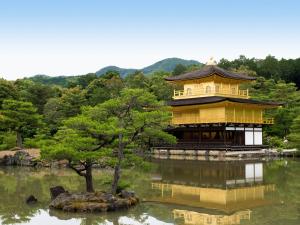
top-left (231, 87), bottom-right (236, 94)
top-left (206, 86), bottom-right (211, 94)
top-left (187, 88), bottom-right (192, 95)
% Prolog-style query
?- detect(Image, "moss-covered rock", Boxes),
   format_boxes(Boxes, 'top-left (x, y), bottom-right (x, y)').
top-left (49, 191), bottom-right (138, 213)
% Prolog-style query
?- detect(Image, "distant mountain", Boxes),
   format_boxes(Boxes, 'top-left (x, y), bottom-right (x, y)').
top-left (142, 58), bottom-right (200, 74)
top-left (26, 74), bottom-right (77, 87)
top-left (95, 66), bottom-right (136, 77)
top-left (27, 58), bottom-right (202, 86)
top-left (96, 58), bottom-right (201, 77)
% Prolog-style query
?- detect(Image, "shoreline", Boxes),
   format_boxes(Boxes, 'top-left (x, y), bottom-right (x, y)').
top-left (152, 148), bottom-right (298, 160)
top-left (0, 148), bottom-right (298, 168)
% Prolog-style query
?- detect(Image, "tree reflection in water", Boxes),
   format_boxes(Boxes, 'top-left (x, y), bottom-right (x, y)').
top-left (0, 159), bottom-right (299, 225)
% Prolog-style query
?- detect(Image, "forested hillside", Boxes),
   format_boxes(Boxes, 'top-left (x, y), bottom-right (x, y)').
top-left (26, 58), bottom-right (202, 87)
top-left (0, 55), bottom-right (300, 150)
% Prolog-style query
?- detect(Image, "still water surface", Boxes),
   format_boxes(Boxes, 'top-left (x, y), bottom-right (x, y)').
top-left (0, 159), bottom-right (299, 225)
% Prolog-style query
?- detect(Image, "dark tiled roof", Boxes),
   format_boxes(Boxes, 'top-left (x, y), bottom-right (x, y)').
top-left (168, 96), bottom-right (282, 107)
top-left (165, 65), bottom-right (256, 81)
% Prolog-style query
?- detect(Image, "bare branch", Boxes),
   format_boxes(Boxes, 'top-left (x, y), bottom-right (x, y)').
top-left (68, 162), bottom-right (86, 177)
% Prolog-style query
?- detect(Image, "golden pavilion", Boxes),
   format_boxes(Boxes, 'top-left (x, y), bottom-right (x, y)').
top-left (163, 59), bottom-right (281, 150)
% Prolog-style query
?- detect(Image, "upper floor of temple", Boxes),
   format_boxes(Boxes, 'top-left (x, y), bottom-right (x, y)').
top-left (165, 64), bottom-right (256, 100)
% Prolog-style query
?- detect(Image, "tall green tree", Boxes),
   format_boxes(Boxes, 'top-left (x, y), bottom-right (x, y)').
top-left (75, 73), bottom-right (98, 88)
top-left (86, 71), bottom-right (124, 106)
top-left (257, 55), bottom-right (280, 80)
top-left (172, 64), bottom-right (187, 76)
top-left (0, 100), bottom-right (41, 148)
top-left (59, 86), bottom-right (87, 117)
top-left (41, 125), bottom-right (104, 192)
top-left (148, 71), bottom-right (175, 101)
top-left (15, 79), bottom-right (59, 114)
top-left (43, 87), bottom-right (87, 134)
top-left (43, 98), bottom-right (66, 134)
top-left (0, 79), bottom-right (18, 108)
top-left (87, 88), bottom-right (176, 194)
top-left (124, 71), bottom-right (149, 89)
top-left (41, 89), bottom-right (175, 193)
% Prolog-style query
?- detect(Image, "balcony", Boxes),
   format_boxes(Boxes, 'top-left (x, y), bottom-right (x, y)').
top-left (173, 88), bottom-right (249, 99)
top-left (171, 116), bottom-right (274, 125)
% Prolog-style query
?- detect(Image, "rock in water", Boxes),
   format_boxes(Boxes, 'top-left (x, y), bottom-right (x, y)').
top-left (26, 195), bottom-right (37, 204)
top-left (119, 190), bottom-right (135, 198)
top-left (2, 150), bottom-right (35, 166)
top-left (49, 192), bottom-right (139, 213)
top-left (50, 186), bottom-right (66, 200)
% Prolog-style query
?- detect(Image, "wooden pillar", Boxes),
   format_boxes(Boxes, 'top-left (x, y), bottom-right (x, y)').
top-left (224, 126), bottom-right (227, 146)
top-left (198, 125), bottom-right (201, 144)
top-left (234, 107), bottom-right (236, 122)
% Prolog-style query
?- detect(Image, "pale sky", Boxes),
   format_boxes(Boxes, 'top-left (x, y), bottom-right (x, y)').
top-left (0, 0), bottom-right (299, 80)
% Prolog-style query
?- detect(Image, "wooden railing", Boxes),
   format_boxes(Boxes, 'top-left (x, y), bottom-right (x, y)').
top-left (173, 88), bottom-right (249, 99)
top-left (172, 117), bottom-right (274, 125)
top-left (263, 118), bottom-right (274, 124)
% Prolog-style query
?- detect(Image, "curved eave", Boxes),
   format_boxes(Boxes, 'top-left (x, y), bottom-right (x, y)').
top-left (168, 96), bottom-right (283, 108)
top-left (165, 73), bottom-right (256, 82)
top-left (165, 65), bottom-right (256, 82)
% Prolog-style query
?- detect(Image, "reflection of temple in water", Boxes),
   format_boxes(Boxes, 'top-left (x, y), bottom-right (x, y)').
top-left (150, 160), bottom-right (275, 224)
top-left (173, 209), bottom-right (251, 225)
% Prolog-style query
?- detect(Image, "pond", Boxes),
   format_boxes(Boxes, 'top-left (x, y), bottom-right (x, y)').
top-left (0, 158), bottom-right (299, 225)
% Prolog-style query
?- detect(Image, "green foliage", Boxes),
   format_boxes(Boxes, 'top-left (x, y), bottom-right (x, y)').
top-left (69, 73), bottom-right (98, 88)
top-left (43, 86), bottom-right (88, 134)
top-left (27, 75), bottom-right (76, 87)
top-left (147, 71), bottom-right (175, 101)
top-left (172, 64), bottom-right (187, 75)
top-left (15, 79), bottom-right (60, 114)
top-left (60, 86), bottom-right (87, 117)
top-left (86, 71), bottom-right (124, 106)
top-left (43, 98), bottom-right (66, 134)
top-left (41, 127), bottom-right (104, 163)
top-left (266, 136), bottom-right (285, 150)
top-left (116, 180), bottom-right (131, 193)
top-left (288, 115), bottom-right (300, 150)
top-left (186, 64), bottom-right (203, 72)
top-left (41, 88), bottom-right (175, 192)
top-left (246, 77), bottom-right (300, 138)
top-left (0, 132), bottom-right (16, 150)
top-left (0, 79), bottom-right (18, 108)
top-left (0, 100), bottom-right (42, 147)
top-left (23, 129), bottom-right (52, 149)
top-left (85, 88), bottom-right (176, 149)
top-left (124, 71), bottom-right (149, 89)
top-left (218, 55), bottom-right (300, 88)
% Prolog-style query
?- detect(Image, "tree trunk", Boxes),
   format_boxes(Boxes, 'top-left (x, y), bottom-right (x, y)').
top-left (85, 165), bottom-right (94, 192)
top-left (16, 131), bottom-right (23, 149)
top-left (111, 163), bottom-right (121, 195)
top-left (111, 133), bottom-right (123, 195)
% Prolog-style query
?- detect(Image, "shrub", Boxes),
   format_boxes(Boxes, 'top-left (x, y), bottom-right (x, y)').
top-left (0, 132), bottom-right (16, 150)
top-left (267, 136), bottom-right (285, 150)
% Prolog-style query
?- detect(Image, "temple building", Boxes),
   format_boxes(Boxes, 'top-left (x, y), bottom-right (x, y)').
top-left (163, 59), bottom-right (281, 150)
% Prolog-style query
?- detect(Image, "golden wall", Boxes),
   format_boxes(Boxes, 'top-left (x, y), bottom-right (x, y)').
top-left (173, 75), bottom-right (249, 99)
top-left (172, 102), bottom-right (271, 125)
